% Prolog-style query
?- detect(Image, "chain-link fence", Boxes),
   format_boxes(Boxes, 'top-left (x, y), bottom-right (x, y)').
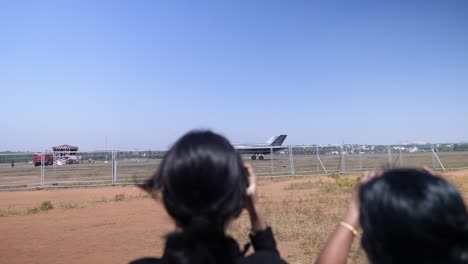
top-left (1, 144), bottom-right (467, 190)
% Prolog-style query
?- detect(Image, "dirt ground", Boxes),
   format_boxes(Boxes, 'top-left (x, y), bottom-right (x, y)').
top-left (1, 170), bottom-right (467, 264)
top-left (0, 187), bottom-right (175, 264)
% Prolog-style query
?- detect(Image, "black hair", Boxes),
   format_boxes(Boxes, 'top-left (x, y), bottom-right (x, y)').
top-left (359, 169), bottom-right (468, 264)
top-left (147, 130), bottom-right (248, 264)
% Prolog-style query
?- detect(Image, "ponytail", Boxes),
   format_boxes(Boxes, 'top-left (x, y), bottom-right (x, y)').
top-left (163, 216), bottom-right (236, 264)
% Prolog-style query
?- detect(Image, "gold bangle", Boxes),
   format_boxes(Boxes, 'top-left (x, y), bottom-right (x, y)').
top-left (339, 221), bottom-right (359, 237)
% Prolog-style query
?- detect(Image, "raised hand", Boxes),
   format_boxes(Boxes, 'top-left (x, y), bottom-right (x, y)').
top-left (244, 163), bottom-right (267, 232)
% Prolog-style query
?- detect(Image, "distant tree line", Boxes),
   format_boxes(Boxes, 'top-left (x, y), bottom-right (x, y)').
top-left (0, 153), bottom-right (33, 164)
top-left (437, 144), bottom-right (468, 152)
top-left (0, 151), bottom-right (167, 164)
top-left (291, 143), bottom-right (468, 155)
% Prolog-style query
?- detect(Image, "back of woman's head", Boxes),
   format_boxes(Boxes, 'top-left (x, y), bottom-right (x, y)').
top-left (359, 169), bottom-right (468, 264)
top-left (150, 130), bottom-right (247, 264)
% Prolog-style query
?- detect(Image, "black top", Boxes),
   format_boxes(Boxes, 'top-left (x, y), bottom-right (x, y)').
top-left (130, 227), bottom-right (287, 264)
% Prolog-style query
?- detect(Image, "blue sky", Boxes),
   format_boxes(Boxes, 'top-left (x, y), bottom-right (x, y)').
top-left (1, 1), bottom-right (467, 151)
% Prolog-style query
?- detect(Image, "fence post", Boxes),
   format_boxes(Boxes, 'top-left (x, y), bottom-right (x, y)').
top-left (341, 144), bottom-right (346, 174)
top-left (316, 145), bottom-right (319, 173)
top-left (115, 151), bottom-right (118, 184)
top-left (317, 146), bottom-right (328, 174)
top-left (52, 151), bottom-right (56, 184)
top-left (40, 152), bottom-right (45, 189)
top-left (289, 145), bottom-right (295, 176)
top-left (399, 144), bottom-right (403, 168)
top-left (431, 146), bottom-right (446, 172)
top-left (388, 145), bottom-right (392, 169)
top-left (111, 151), bottom-right (117, 185)
top-left (359, 145), bottom-right (363, 171)
top-left (270, 147), bottom-right (274, 175)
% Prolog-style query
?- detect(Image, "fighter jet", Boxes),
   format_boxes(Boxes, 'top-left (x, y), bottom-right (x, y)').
top-left (235, 135), bottom-right (287, 160)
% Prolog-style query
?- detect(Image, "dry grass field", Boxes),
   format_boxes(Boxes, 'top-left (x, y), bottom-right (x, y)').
top-left (1, 169), bottom-right (468, 264)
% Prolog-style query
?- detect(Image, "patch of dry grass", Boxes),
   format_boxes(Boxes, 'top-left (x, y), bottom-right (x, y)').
top-left (284, 181), bottom-right (317, 190)
top-left (0, 207), bottom-right (23, 217)
top-left (230, 170), bottom-right (468, 263)
top-left (230, 176), bottom-right (366, 264)
top-left (1, 200), bottom-right (55, 216)
top-left (0, 192), bottom-right (152, 217)
top-left (285, 175), bottom-right (359, 192)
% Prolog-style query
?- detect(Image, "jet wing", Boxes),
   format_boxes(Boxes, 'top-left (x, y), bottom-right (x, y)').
top-left (235, 146), bottom-right (287, 155)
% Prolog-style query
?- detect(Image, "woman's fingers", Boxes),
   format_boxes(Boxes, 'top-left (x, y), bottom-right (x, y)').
top-left (421, 166), bottom-right (435, 175)
top-left (244, 163), bottom-right (256, 196)
top-left (361, 170), bottom-right (383, 184)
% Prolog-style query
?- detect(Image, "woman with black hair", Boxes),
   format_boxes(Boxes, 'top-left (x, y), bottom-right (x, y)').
top-left (131, 130), bottom-right (287, 264)
top-left (316, 168), bottom-right (468, 264)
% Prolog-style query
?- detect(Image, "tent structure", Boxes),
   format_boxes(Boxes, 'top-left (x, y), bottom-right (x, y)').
top-left (52, 144), bottom-right (79, 157)
top-left (52, 144), bottom-right (79, 152)
top-left (52, 144), bottom-right (81, 164)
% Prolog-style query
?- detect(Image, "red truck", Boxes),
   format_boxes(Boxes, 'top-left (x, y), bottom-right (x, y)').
top-left (32, 153), bottom-right (54, 167)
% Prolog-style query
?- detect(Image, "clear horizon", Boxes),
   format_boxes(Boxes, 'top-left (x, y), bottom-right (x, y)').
top-left (2, 1), bottom-right (467, 152)
top-left (2, 140), bottom-right (468, 153)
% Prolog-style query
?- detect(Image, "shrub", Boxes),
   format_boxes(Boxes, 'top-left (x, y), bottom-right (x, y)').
top-left (39, 200), bottom-right (54, 211)
top-left (336, 177), bottom-right (358, 190)
top-left (114, 193), bottom-right (125, 201)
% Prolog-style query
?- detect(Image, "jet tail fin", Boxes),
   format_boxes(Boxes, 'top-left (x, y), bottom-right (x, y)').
top-left (269, 135), bottom-right (287, 146)
top-left (266, 136), bottom-right (276, 145)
